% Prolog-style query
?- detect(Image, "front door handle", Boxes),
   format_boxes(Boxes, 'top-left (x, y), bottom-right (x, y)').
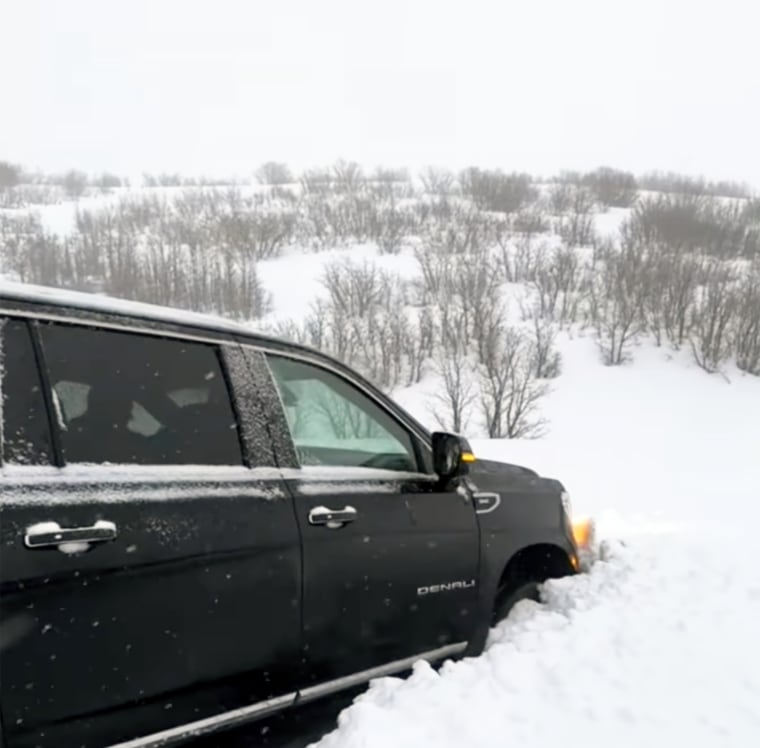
top-left (24, 521), bottom-right (118, 551)
top-left (308, 506), bottom-right (357, 529)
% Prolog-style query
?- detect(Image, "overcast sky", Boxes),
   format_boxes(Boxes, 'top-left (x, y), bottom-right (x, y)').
top-left (2, 0), bottom-right (758, 185)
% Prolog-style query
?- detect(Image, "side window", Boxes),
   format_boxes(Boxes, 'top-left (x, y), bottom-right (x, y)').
top-left (39, 323), bottom-right (243, 466)
top-left (1, 318), bottom-right (53, 465)
top-left (267, 354), bottom-right (418, 472)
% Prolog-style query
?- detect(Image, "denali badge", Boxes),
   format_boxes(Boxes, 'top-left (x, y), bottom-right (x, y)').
top-left (417, 580), bottom-right (476, 596)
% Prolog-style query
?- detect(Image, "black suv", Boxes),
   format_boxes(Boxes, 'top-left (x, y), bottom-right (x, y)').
top-left (0, 284), bottom-right (590, 748)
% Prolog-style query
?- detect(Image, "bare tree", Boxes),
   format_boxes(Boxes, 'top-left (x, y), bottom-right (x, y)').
top-left (62, 170), bottom-right (88, 198)
top-left (689, 264), bottom-right (737, 373)
top-left (459, 168), bottom-right (538, 214)
top-left (554, 186), bottom-right (597, 247)
top-left (256, 162), bottom-right (293, 185)
top-left (431, 311), bottom-right (476, 433)
top-left (588, 242), bottom-right (647, 365)
top-left (0, 161), bottom-right (21, 189)
top-left (321, 260), bottom-right (396, 318)
top-left (478, 327), bottom-right (548, 438)
top-left (732, 263), bottom-right (760, 375)
top-left (582, 167), bottom-right (638, 208)
top-left (525, 309), bottom-right (562, 378)
top-left (420, 166), bottom-right (455, 197)
top-left (332, 160), bottom-right (364, 193)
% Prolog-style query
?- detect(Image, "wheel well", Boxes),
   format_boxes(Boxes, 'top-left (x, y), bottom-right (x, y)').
top-left (498, 543), bottom-right (574, 590)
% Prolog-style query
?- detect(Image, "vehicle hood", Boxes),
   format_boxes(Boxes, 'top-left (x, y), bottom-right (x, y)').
top-left (469, 458), bottom-right (539, 480)
top-left (466, 457), bottom-right (564, 497)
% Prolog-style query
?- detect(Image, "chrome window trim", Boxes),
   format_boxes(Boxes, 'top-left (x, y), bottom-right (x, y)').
top-left (0, 307), bottom-right (231, 346)
top-left (106, 642), bottom-right (467, 748)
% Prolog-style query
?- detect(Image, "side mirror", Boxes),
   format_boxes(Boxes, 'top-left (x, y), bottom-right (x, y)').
top-left (431, 432), bottom-right (476, 482)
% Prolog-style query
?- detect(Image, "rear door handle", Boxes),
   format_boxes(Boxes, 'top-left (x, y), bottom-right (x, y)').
top-left (24, 521), bottom-right (118, 550)
top-left (308, 506), bottom-right (357, 528)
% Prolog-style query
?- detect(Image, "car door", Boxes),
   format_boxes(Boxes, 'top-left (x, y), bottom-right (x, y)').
top-left (263, 351), bottom-right (481, 686)
top-left (0, 317), bottom-right (302, 748)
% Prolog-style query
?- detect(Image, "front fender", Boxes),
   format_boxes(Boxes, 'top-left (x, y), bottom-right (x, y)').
top-left (465, 461), bottom-right (577, 656)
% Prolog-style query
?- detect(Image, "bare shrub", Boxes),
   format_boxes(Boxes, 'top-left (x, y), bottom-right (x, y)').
top-left (422, 204), bottom-right (498, 256)
top-left (61, 170), bottom-right (88, 198)
top-left (554, 186), bottom-right (597, 247)
top-left (256, 162), bottom-right (293, 185)
top-left (639, 249), bottom-right (703, 348)
top-left (0, 161), bottom-right (21, 188)
top-left (689, 264), bottom-right (738, 373)
top-left (497, 235), bottom-right (545, 284)
top-left (94, 173), bottom-right (123, 190)
top-left (525, 310), bottom-right (562, 378)
top-left (732, 263), bottom-right (760, 375)
top-left (321, 260), bottom-right (397, 318)
top-left (142, 173), bottom-right (184, 188)
top-left (548, 182), bottom-right (576, 215)
top-left (511, 208), bottom-right (550, 235)
top-left (629, 195), bottom-right (759, 258)
top-left (531, 246), bottom-right (584, 323)
top-left (588, 242), bottom-right (648, 365)
top-left (582, 167), bottom-right (638, 208)
top-left (431, 311), bottom-right (476, 433)
top-left (332, 160), bottom-right (364, 193)
top-left (478, 326), bottom-right (548, 438)
top-left (638, 171), bottom-right (751, 199)
top-left (372, 167), bottom-right (409, 185)
top-left (420, 167), bottom-right (455, 197)
top-left (459, 168), bottom-right (538, 214)
top-left (299, 168), bottom-right (334, 195)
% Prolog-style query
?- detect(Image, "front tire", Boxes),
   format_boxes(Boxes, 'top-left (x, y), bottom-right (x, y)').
top-left (491, 578), bottom-right (542, 625)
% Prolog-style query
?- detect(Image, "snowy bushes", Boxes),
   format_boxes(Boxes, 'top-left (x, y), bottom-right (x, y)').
top-left (733, 264), bottom-right (760, 375)
top-left (275, 260), bottom-right (430, 392)
top-left (2, 162), bottom-right (758, 403)
top-left (582, 167), bottom-right (638, 208)
top-left (551, 185), bottom-right (597, 248)
top-left (459, 169), bottom-right (538, 214)
top-left (255, 161), bottom-right (293, 185)
top-left (638, 171), bottom-right (752, 199)
top-left (0, 193), bottom-right (273, 319)
top-left (0, 161), bottom-right (21, 188)
top-left (627, 195), bottom-right (760, 259)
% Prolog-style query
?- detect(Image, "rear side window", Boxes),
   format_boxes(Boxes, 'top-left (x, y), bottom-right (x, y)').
top-left (39, 323), bottom-right (243, 466)
top-left (1, 318), bottom-right (53, 465)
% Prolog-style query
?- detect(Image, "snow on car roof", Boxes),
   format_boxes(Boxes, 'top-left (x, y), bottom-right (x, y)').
top-left (0, 279), bottom-right (256, 335)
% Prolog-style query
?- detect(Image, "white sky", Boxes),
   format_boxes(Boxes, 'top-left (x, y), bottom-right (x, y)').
top-left (2, 0), bottom-right (759, 185)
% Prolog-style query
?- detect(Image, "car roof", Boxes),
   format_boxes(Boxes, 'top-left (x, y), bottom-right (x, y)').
top-left (0, 279), bottom-right (264, 337)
